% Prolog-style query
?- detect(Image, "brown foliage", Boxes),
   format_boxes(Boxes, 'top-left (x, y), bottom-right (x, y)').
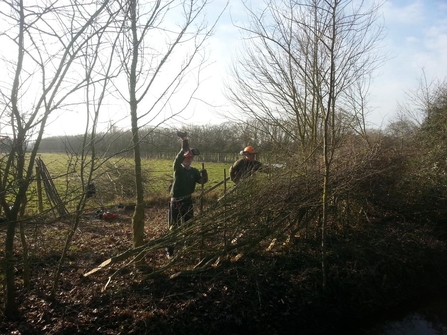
top-left (2, 165), bottom-right (447, 334)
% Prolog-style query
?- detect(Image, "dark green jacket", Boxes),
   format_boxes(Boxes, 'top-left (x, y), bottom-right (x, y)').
top-left (230, 158), bottom-right (263, 184)
top-left (170, 150), bottom-right (204, 198)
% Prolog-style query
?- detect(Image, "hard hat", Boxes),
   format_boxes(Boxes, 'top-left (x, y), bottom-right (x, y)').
top-left (241, 146), bottom-right (256, 155)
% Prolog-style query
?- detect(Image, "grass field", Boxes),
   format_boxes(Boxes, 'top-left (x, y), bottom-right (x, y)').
top-left (32, 153), bottom-right (234, 212)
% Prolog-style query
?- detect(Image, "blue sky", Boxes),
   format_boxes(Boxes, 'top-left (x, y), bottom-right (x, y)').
top-left (196, 0), bottom-right (447, 129)
top-left (3, 0), bottom-right (444, 136)
top-left (369, 0), bottom-right (447, 126)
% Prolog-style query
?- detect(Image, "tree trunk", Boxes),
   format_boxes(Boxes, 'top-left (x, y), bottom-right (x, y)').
top-left (131, 118), bottom-right (146, 265)
top-left (4, 218), bottom-right (18, 317)
top-left (19, 220), bottom-right (30, 290)
top-left (321, 0), bottom-right (339, 290)
top-left (129, 0), bottom-right (145, 252)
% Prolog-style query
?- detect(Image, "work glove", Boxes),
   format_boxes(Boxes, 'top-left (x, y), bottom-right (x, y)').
top-left (181, 138), bottom-right (189, 152)
top-left (176, 131), bottom-right (189, 151)
top-left (200, 169), bottom-right (208, 184)
top-left (177, 131), bottom-right (188, 139)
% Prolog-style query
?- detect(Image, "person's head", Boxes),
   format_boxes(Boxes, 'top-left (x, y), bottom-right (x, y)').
top-left (240, 146), bottom-right (256, 161)
top-left (182, 150), bottom-right (194, 168)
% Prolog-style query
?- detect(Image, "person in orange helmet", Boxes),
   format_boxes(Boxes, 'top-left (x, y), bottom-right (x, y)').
top-left (229, 146), bottom-right (264, 184)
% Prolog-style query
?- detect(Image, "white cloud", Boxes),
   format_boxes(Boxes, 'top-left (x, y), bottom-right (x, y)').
top-left (405, 36), bottom-right (419, 44)
top-left (364, 0), bottom-right (447, 127)
top-left (382, 1), bottom-right (425, 25)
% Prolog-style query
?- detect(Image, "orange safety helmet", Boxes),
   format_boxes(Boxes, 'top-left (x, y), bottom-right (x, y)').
top-left (240, 146), bottom-right (256, 155)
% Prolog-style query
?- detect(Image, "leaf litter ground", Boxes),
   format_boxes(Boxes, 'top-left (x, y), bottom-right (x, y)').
top-left (2, 205), bottom-right (447, 335)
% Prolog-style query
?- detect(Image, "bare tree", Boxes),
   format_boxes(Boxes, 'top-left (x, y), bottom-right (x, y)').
top-left (109, 0), bottom-right (226, 251)
top-left (397, 70), bottom-right (447, 127)
top-left (226, 0), bottom-right (385, 287)
top-left (50, 4), bottom-right (125, 299)
top-left (0, 0), bottom-right (113, 317)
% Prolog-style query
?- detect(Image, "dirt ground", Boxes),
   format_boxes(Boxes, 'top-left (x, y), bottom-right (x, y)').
top-left (1, 205), bottom-right (447, 335)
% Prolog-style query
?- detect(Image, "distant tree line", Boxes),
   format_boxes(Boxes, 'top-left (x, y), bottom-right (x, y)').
top-left (37, 121), bottom-right (291, 163)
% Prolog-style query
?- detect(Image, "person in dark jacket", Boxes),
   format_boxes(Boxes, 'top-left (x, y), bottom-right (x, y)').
top-left (230, 146), bottom-right (263, 184)
top-left (166, 131), bottom-right (208, 258)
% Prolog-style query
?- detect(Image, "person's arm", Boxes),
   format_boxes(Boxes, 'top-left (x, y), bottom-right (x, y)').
top-left (254, 160), bottom-right (263, 172)
top-left (173, 149), bottom-right (184, 172)
top-left (182, 138), bottom-right (189, 152)
top-left (173, 132), bottom-right (189, 172)
top-left (256, 161), bottom-right (271, 174)
top-left (230, 159), bottom-right (242, 183)
top-left (199, 169), bottom-right (208, 184)
top-left (177, 131), bottom-right (190, 152)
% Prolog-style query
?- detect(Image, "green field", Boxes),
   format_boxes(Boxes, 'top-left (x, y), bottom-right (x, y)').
top-left (33, 153), bottom-right (234, 212)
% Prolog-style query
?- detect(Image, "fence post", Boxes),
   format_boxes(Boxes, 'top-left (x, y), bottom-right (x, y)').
top-left (200, 162), bottom-right (205, 258)
top-left (223, 168), bottom-right (227, 247)
top-left (200, 163), bottom-right (205, 213)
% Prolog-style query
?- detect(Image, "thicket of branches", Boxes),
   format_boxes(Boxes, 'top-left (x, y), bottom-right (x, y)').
top-left (85, 75), bottom-right (447, 281)
top-left (1, 0), bottom-right (447, 326)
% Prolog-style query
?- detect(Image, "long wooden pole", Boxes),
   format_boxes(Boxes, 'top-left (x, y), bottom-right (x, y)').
top-left (223, 168), bottom-right (227, 247)
top-left (200, 163), bottom-right (205, 213)
top-left (200, 163), bottom-right (205, 258)
top-left (36, 166), bottom-right (43, 214)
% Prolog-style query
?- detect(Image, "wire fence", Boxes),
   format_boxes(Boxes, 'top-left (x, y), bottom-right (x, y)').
top-left (33, 150), bottom-right (282, 168)
top-left (142, 152), bottom-right (239, 163)
top-left (142, 152), bottom-right (281, 164)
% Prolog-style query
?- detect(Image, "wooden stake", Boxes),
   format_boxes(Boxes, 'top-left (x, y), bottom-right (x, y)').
top-left (36, 166), bottom-right (43, 214)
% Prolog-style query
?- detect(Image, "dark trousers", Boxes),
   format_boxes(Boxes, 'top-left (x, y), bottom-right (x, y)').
top-left (166, 198), bottom-right (193, 257)
top-left (168, 198), bottom-right (194, 230)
